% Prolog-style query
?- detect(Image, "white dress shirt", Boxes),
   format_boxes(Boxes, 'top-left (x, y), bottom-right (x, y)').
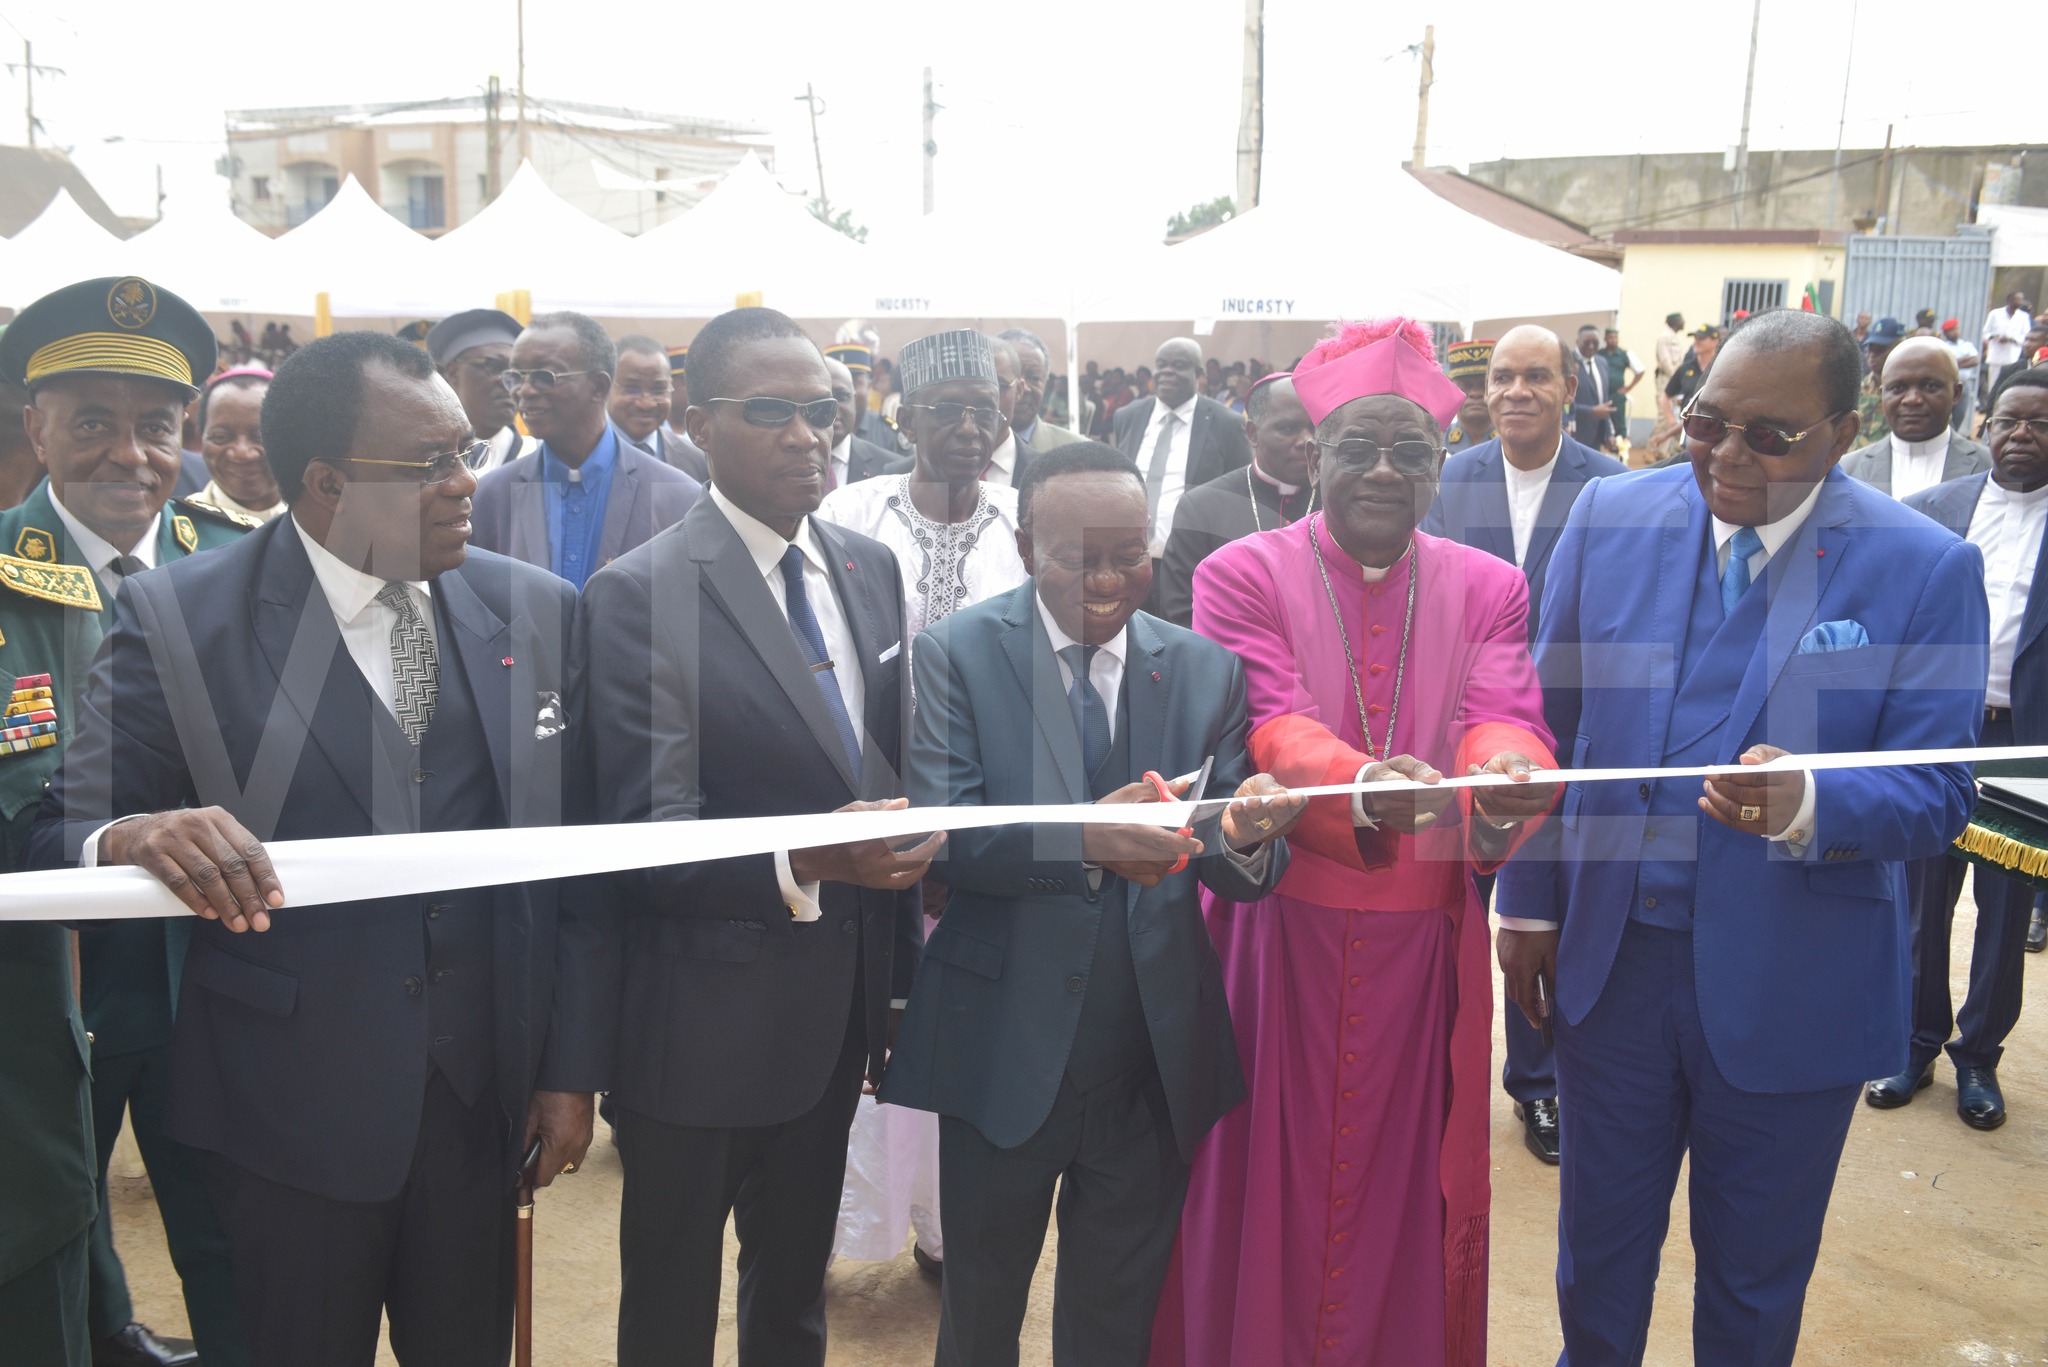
top-left (1984, 307), bottom-right (2033, 368)
top-left (1136, 395), bottom-right (1199, 558)
top-left (291, 514), bottom-right (435, 721)
top-left (831, 434), bottom-right (851, 490)
top-left (982, 431), bottom-right (1018, 489)
top-left (1890, 429), bottom-right (1953, 501)
top-left (48, 489), bottom-right (159, 597)
top-left (477, 425), bottom-right (528, 474)
top-left (1503, 436), bottom-right (1561, 568)
top-left (710, 484), bottom-right (864, 921)
top-left (1966, 478), bottom-right (2048, 708)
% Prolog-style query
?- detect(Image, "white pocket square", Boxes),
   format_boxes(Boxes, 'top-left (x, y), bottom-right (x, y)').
top-left (534, 691), bottom-right (566, 740)
top-left (878, 641), bottom-right (902, 663)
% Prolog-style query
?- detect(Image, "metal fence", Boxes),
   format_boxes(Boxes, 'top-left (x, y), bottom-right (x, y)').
top-left (1843, 231), bottom-right (1996, 332)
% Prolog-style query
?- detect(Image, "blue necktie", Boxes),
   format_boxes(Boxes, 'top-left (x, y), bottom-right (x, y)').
top-left (779, 545), bottom-right (862, 779)
top-left (1721, 524), bottom-right (1764, 617)
top-left (1058, 644), bottom-right (1112, 779)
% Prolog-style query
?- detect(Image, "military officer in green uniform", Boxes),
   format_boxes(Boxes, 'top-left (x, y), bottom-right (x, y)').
top-left (1858, 316), bottom-right (1907, 447)
top-left (1442, 338), bottom-right (1495, 452)
top-left (0, 277), bottom-right (256, 1367)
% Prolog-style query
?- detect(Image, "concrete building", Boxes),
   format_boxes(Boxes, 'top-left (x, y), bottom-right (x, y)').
top-left (1612, 229), bottom-right (1848, 379)
top-left (225, 94), bottom-right (774, 238)
top-left (1467, 144), bottom-right (2046, 239)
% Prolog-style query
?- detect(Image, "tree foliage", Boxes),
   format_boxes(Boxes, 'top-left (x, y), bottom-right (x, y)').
top-left (810, 198), bottom-right (869, 243)
top-left (1166, 195), bottom-right (1236, 240)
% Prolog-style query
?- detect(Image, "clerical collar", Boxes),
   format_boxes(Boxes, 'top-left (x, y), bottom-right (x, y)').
top-left (1891, 429), bottom-right (1951, 461)
top-left (1249, 461), bottom-right (1301, 496)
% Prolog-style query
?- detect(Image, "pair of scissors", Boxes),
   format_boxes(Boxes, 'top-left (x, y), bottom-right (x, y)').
top-left (1141, 754), bottom-right (1216, 874)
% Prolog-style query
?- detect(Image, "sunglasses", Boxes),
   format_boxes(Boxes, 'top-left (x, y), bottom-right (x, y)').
top-left (1679, 403), bottom-right (1846, 458)
top-left (901, 402), bottom-right (1004, 432)
top-left (341, 441), bottom-right (489, 485)
top-left (504, 369), bottom-right (593, 392)
top-left (706, 396), bottom-right (840, 428)
top-left (1315, 437), bottom-right (1443, 477)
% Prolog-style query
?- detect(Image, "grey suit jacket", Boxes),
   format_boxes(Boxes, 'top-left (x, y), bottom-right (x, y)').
top-left (654, 424), bottom-right (710, 484)
top-left (880, 582), bottom-right (1286, 1159)
top-left (471, 422), bottom-right (702, 578)
top-left (1839, 432), bottom-right (1991, 495)
top-left (1022, 420), bottom-right (1086, 452)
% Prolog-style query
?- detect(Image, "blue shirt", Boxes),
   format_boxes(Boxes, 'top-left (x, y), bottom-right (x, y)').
top-left (539, 424), bottom-right (619, 589)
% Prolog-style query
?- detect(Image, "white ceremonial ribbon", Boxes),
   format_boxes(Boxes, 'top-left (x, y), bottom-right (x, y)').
top-left (7, 744), bottom-right (2045, 923)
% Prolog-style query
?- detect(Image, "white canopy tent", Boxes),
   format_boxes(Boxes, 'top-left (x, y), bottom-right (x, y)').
top-left (267, 175), bottom-right (441, 319)
top-left (121, 189), bottom-right (296, 315)
top-left (5, 190), bottom-right (132, 307)
top-left (432, 161), bottom-right (649, 315)
top-left (629, 153), bottom-right (860, 316)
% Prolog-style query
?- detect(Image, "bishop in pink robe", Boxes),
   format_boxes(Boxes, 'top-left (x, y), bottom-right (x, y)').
top-left (1149, 319), bottom-right (1556, 1367)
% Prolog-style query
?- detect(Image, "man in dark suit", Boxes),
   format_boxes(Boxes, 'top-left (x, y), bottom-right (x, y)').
top-left (1155, 371), bottom-right (1315, 627)
top-left (569, 306), bottom-right (938, 1367)
top-left (1571, 323), bottom-right (1616, 449)
top-left (825, 354), bottom-right (910, 487)
top-left (1496, 310), bottom-right (1986, 1365)
top-left (1422, 324), bottom-right (1626, 1166)
top-left (1111, 338), bottom-right (1253, 611)
top-left (996, 328), bottom-right (1086, 452)
top-left (28, 330), bottom-right (593, 1367)
top-left (825, 342), bottom-right (906, 453)
top-left (609, 334), bottom-right (696, 472)
top-left (1868, 365), bottom-right (2048, 1129)
top-left (662, 345), bottom-right (712, 484)
top-left (881, 442), bottom-right (1297, 1365)
top-left (1839, 336), bottom-right (1993, 497)
top-left (473, 311), bottom-right (699, 589)
top-left (426, 308), bottom-right (535, 475)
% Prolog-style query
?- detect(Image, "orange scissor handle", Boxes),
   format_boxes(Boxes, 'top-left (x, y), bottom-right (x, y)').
top-left (1142, 770), bottom-right (1194, 874)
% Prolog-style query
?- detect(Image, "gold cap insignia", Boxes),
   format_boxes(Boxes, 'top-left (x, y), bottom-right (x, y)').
top-left (14, 527), bottom-right (53, 562)
top-left (172, 514), bottom-right (197, 553)
top-left (107, 277), bottom-right (157, 330)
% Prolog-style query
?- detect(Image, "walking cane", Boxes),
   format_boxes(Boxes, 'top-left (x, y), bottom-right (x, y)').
top-left (516, 1138), bottom-right (543, 1367)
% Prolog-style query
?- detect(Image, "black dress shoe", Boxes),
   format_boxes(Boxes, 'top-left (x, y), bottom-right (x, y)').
top-left (913, 1244), bottom-right (943, 1280)
top-left (1515, 1097), bottom-right (1560, 1165)
top-left (1956, 1065), bottom-right (2007, 1131)
top-left (1864, 1061), bottom-right (1935, 1109)
top-left (2028, 903), bottom-right (2046, 954)
top-left (92, 1322), bottom-right (198, 1367)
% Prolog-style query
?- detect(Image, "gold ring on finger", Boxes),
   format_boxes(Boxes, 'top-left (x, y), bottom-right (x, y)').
top-left (560, 1162), bottom-right (578, 1175)
top-left (1254, 816), bottom-right (1273, 832)
top-left (1739, 805), bottom-right (1762, 823)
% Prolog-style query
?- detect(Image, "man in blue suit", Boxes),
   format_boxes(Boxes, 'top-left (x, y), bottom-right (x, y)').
top-left (881, 443), bottom-right (1298, 1366)
top-left (1422, 324), bottom-right (1626, 1163)
top-left (1870, 364), bottom-right (2048, 1129)
top-left (1495, 310), bottom-right (1988, 1366)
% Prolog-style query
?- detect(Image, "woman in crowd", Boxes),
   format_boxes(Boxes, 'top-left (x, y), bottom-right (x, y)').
top-left (187, 366), bottom-right (285, 522)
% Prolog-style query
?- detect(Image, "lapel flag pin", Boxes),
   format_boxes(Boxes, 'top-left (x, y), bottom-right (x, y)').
top-left (1152, 671), bottom-right (1162, 682)
top-left (846, 560), bottom-right (855, 571)
top-left (502, 656), bottom-right (515, 667)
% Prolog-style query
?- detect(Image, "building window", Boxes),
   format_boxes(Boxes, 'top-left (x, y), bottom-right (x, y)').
top-left (406, 174), bottom-right (445, 229)
top-left (1721, 278), bottom-right (1787, 327)
top-left (252, 176), bottom-right (271, 201)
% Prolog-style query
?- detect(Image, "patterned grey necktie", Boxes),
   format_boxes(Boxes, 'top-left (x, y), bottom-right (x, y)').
top-left (376, 581), bottom-right (438, 746)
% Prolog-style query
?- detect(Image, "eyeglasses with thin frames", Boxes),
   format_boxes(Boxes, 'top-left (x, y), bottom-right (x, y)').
top-left (1987, 416), bottom-right (2048, 441)
top-left (341, 442), bottom-right (489, 485)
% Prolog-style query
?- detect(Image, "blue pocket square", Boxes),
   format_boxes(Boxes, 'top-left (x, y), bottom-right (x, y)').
top-left (1798, 620), bottom-right (1869, 653)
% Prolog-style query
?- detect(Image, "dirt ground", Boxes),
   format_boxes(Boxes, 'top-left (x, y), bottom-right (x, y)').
top-left (111, 892), bottom-right (2048, 1365)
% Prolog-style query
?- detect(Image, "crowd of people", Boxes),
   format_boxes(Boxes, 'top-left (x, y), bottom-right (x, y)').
top-left (0, 269), bottom-right (2038, 1367)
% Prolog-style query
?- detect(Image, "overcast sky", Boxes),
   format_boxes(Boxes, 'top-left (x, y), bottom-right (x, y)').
top-left (20, 0), bottom-right (2048, 238)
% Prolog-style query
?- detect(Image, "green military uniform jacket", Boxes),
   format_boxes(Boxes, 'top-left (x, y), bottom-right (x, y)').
top-left (0, 480), bottom-right (250, 1287)
top-left (1857, 374), bottom-right (1891, 446)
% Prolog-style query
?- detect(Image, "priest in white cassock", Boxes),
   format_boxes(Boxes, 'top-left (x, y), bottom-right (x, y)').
top-left (816, 328), bottom-right (1029, 1275)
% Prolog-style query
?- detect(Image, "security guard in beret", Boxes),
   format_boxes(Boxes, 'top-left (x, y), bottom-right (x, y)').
top-left (0, 277), bottom-right (254, 1367)
top-left (1443, 339), bottom-right (1496, 452)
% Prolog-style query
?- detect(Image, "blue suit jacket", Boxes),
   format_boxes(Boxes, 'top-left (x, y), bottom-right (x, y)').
top-left (1496, 465), bottom-right (1987, 1092)
top-left (1906, 471), bottom-right (2048, 744)
top-left (879, 582), bottom-right (1286, 1159)
top-left (1419, 433), bottom-right (1626, 639)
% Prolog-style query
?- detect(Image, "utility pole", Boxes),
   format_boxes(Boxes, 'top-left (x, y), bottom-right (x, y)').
top-left (921, 67), bottom-right (937, 216)
top-left (484, 75), bottom-right (503, 203)
top-left (1234, 0), bottom-right (1263, 209)
top-left (1410, 25), bottom-right (1435, 171)
top-left (1732, 0), bottom-right (1762, 229)
top-left (797, 84), bottom-right (829, 217)
top-left (515, 0), bottom-right (529, 163)
top-left (1827, 0), bottom-right (1858, 229)
top-left (1876, 122), bottom-right (1895, 234)
top-left (7, 41), bottom-right (63, 148)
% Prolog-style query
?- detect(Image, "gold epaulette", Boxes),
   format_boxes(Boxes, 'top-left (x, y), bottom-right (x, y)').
top-left (174, 497), bottom-right (262, 531)
top-left (0, 553), bottom-right (102, 610)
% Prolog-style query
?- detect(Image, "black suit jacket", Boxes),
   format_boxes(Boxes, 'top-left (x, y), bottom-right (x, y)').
top-left (1156, 466), bottom-right (1313, 627)
top-left (28, 520), bottom-right (579, 1202)
top-left (1572, 355), bottom-right (1613, 447)
top-left (655, 424), bottom-right (711, 484)
top-left (879, 584), bottom-right (1284, 1159)
top-left (1110, 395), bottom-right (1254, 502)
top-left (563, 496), bottom-right (921, 1129)
top-left (844, 434), bottom-right (911, 485)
